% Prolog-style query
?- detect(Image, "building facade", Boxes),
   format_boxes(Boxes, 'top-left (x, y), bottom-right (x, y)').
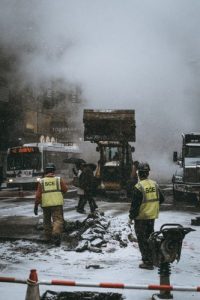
top-left (0, 50), bottom-right (83, 180)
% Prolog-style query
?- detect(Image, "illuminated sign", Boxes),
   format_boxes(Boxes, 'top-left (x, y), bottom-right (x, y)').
top-left (10, 147), bottom-right (39, 154)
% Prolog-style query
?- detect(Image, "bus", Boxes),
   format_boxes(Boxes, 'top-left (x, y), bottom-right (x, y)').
top-left (6, 142), bottom-right (81, 190)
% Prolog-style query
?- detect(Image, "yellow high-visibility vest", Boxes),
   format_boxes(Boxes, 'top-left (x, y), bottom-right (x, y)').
top-left (41, 177), bottom-right (64, 207)
top-left (135, 179), bottom-right (159, 220)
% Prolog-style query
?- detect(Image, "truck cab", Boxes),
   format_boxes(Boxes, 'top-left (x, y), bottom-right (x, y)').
top-left (96, 141), bottom-right (134, 193)
top-left (172, 133), bottom-right (200, 203)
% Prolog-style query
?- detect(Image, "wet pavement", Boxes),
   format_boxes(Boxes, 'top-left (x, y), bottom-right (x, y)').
top-left (0, 184), bottom-right (188, 243)
top-left (0, 187), bottom-right (132, 242)
top-left (0, 183), bottom-right (198, 244)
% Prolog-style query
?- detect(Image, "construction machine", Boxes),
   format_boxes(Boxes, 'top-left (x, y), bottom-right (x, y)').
top-left (83, 109), bottom-right (136, 198)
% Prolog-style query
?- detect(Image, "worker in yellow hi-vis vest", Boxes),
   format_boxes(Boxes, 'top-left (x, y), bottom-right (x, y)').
top-left (129, 162), bottom-right (165, 270)
top-left (34, 163), bottom-right (68, 246)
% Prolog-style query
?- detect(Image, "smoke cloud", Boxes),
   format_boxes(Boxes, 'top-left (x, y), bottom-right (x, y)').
top-left (1, 0), bottom-right (200, 181)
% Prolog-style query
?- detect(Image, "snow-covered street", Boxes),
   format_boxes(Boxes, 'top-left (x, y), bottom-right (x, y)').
top-left (0, 194), bottom-right (200, 300)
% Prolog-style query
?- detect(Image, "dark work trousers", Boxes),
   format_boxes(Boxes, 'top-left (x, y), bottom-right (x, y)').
top-left (77, 195), bottom-right (85, 211)
top-left (80, 191), bottom-right (98, 213)
top-left (134, 219), bottom-right (155, 264)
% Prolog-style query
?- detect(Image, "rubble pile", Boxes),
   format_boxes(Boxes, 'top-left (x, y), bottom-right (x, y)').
top-left (63, 212), bottom-right (136, 253)
top-left (41, 290), bottom-right (123, 300)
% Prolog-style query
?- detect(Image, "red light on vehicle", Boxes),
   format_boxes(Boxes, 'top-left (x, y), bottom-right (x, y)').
top-left (10, 147), bottom-right (39, 154)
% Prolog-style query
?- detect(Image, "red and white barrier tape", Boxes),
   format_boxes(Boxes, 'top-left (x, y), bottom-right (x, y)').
top-left (1, 276), bottom-right (200, 292)
top-left (0, 277), bottom-right (26, 284)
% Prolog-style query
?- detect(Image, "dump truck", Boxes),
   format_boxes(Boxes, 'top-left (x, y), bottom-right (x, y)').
top-left (172, 132), bottom-right (200, 204)
top-left (83, 109), bottom-right (136, 198)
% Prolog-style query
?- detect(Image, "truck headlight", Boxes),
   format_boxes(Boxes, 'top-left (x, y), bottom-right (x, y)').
top-left (9, 179), bottom-right (13, 183)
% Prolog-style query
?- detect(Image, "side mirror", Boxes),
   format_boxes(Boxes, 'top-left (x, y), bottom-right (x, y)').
top-left (96, 146), bottom-right (99, 152)
top-left (131, 146), bottom-right (135, 153)
top-left (173, 151), bottom-right (178, 162)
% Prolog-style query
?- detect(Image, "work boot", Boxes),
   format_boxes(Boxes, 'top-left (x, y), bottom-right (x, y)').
top-left (44, 233), bottom-right (52, 244)
top-left (52, 234), bottom-right (61, 247)
top-left (139, 262), bottom-right (154, 270)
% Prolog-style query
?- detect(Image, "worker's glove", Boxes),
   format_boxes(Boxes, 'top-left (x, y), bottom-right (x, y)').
top-left (34, 205), bottom-right (38, 216)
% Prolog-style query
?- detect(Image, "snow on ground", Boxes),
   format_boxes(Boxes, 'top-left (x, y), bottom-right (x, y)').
top-left (0, 199), bottom-right (200, 299)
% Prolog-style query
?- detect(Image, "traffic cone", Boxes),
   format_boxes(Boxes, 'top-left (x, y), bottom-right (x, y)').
top-left (25, 269), bottom-right (40, 300)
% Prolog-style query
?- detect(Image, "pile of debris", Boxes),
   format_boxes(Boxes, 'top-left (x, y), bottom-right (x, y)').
top-left (62, 212), bottom-right (136, 253)
top-left (41, 290), bottom-right (123, 300)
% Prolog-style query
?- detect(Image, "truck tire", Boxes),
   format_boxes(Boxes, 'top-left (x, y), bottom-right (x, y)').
top-left (173, 187), bottom-right (184, 202)
top-left (185, 193), bottom-right (198, 205)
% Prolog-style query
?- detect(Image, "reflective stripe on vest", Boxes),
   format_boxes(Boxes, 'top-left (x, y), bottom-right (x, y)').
top-left (41, 177), bottom-right (64, 207)
top-left (135, 179), bottom-right (159, 220)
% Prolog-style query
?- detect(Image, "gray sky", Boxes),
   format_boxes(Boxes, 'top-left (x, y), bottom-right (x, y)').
top-left (0, 0), bottom-right (200, 179)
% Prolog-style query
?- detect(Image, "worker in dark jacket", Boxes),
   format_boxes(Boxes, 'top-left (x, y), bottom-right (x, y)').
top-left (129, 162), bottom-right (164, 270)
top-left (78, 163), bottom-right (98, 213)
top-left (34, 163), bottom-right (68, 246)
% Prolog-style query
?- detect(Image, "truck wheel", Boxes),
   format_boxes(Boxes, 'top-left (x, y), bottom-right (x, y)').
top-left (185, 193), bottom-right (198, 205)
top-left (173, 188), bottom-right (183, 202)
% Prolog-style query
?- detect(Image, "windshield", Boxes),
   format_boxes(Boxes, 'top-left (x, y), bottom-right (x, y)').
top-left (185, 146), bottom-right (200, 158)
top-left (7, 153), bottom-right (42, 171)
top-left (102, 146), bottom-right (122, 162)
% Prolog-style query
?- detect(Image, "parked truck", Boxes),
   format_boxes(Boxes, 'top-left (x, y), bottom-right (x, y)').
top-left (172, 132), bottom-right (200, 204)
top-left (83, 109), bottom-right (136, 198)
